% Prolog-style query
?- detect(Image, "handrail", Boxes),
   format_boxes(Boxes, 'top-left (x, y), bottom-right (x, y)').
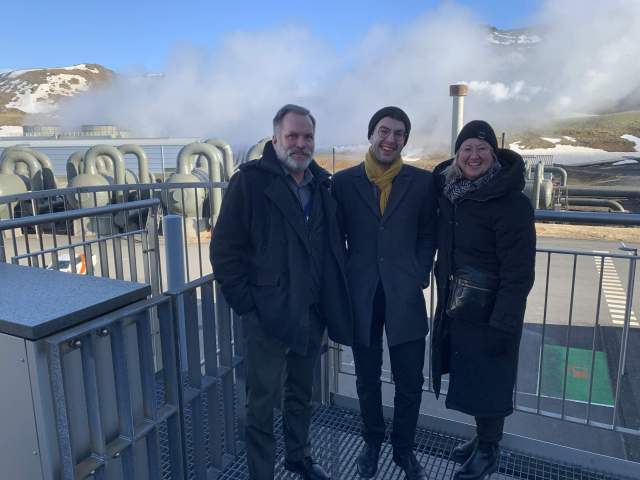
top-left (535, 209), bottom-right (640, 226)
top-left (0, 198), bottom-right (160, 230)
top-left (0, 181), bottom-right (229, 204)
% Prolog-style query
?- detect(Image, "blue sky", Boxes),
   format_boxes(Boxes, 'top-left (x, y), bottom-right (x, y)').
top-left (3, 0), bottom-right (541, 71)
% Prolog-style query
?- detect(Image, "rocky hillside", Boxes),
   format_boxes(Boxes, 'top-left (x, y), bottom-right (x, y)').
top-left (0, 63), bottom-right (113, 129)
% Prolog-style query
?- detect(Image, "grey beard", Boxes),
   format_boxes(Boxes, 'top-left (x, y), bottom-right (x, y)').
top-left (276, 150), bottom-right (312, 173)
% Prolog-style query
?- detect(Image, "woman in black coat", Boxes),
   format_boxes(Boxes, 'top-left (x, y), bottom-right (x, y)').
top-left (431, 120), bottom-right (536, 480)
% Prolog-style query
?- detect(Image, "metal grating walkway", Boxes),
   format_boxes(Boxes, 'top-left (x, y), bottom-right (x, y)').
top-left (218, 405), bottom-right (631, 480)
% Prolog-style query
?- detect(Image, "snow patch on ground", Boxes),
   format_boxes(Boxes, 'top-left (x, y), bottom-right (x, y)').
top-left (62, 64), bottom-right (99, 73)
top-left (6, 74), bottom-right (89, 114)
top-left (621, 134), bottom-right (640, 152)
top-left (6, 68), bottom-right (40, 79)
top-left (563, 136), bottom-right (576, 142)
top-left (510, 141), bottom-right (633, 165)
top-left (0, 126), bottom-right (23, 136)
top-left (541, 137), bottom-right (561, 144)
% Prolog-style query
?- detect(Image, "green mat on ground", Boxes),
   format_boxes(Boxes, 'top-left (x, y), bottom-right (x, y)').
top-left (540, 345), bottom-right (614, 406)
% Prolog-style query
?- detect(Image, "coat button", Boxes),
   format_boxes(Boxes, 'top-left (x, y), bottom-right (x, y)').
top-left (379, 225), bottom-right (384, 231)
top-left (379, 257), bottom-right (384, 262)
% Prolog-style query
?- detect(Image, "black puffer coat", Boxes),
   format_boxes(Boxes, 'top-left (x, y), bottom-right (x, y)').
top-left (431, 149), bottom-right (536, 417)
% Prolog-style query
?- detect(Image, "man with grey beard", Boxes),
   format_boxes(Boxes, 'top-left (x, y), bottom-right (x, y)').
top-left (211, 104), bottom-right (353, 480)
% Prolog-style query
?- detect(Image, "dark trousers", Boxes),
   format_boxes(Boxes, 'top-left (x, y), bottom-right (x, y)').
top-left (475, 416), bottom-right (504, 444)
top-left (244, 310), bottom-right (324, 480)
top-left (352, 284), bottom-right (426, 453)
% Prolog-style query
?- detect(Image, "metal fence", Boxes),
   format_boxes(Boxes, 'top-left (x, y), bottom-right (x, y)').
top-left (329, 212), bottom-right (640, 442)
top-left (45, 295), bottom-right (184, 479)
top-left (167, 274), bottom-right (244, 479)
top-left (2, 184), bottom-right (640, 475)
top-left (0, 186), bottom-right (248, 479)
top-left (0, 181), bottom-right (226, 287)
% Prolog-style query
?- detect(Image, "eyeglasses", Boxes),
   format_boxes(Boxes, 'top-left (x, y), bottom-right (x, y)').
top-left (377, 126), bottom-right (406, 142)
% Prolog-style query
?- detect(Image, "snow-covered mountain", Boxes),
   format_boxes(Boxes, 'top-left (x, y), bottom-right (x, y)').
top-left (487, 27), bottom-right (542, 47)
top-left (0, 63), bottom-right (113, 126)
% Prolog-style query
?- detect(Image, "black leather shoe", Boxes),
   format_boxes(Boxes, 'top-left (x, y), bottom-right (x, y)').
top-left (356, 443), bottom-right (381, 478)
top-left (284, 457), bottom-right (331, 480)
top-left (393, 451), bottom-right (427, 480)
top-left (454, 442), bottom-right (499, 480)
top-left (451, 437), bottom-right (478, 464)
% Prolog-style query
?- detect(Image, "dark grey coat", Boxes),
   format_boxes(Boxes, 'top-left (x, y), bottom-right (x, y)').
top-left (432, 149), bottom-right (536, 417)
top-left (332, 163), bottom-right (437, 347)
top-left (210, 141), bottom-right (353, 354)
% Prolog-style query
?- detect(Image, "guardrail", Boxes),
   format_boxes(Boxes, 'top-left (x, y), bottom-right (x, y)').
top-left (0, 181), bottom-right (228, 285)
top-left (165, 274), bottom-right (244, 478)
top-left (45, 295), bottom-right (184, 479)
top-left (330, 218), bottom-right (640, 442)
top-left (0, 198), bottom-right (164, 294)
top-left (2, 189), bottom-right (639, 472)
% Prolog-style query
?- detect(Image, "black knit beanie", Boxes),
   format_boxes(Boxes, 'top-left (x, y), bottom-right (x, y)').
top-left (368, 106), bottom-right (411, 143)
top-left (454, 120), bottom-right (498, 153)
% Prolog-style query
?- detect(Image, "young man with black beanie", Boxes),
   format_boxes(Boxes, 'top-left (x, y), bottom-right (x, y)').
top-left (332, 106), bottom-right (437, 480)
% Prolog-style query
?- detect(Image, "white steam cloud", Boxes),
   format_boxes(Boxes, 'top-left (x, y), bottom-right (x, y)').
top-left (53, 0), bottom-right (640, 151)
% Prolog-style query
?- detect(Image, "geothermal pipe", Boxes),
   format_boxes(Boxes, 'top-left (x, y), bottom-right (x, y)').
top-left (204, 138), bottom-right (234, 181)
top-left (450, 84), bottom-right (468, 157)
top-left (546, 165), bottom-right (569, 207)
top-left (246, 137), bottom-right (270, 163)
top-left (0, 149), bottom-right (42, 190)
top-left (531, 161), bottom-right (544, 209)
top-left (118, 144), bottom-right (151, 184)
top-left (568, 198), bottom-right (627, 212)
top-left (546, 166), bottom-right (568, 187)
top-left (84, 145), bottom-right (126, 203)
top-left (559, 185), bottom-right (640, 198)
top-left (1, 146), bottom-right (51, 190)
top-left (67, 151), bottom-right (84, 181)
top-left (177, 142), bottom-right (224, 224)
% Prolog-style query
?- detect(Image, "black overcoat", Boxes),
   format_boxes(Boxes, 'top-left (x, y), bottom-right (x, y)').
top-left (431, 149), bottom-right (536, 417)
top-left (332, 163), bottom-right (437, 347)
top-left (210, 141), bottom-right (353, 354)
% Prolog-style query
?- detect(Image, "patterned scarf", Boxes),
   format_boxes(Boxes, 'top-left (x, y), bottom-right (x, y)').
top-left (443, 160), bottom-right (502, 203)
top-left (364, 147), bottom-right (403, 215)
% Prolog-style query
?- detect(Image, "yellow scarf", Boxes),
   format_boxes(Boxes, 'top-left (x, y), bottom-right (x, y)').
top-left (364, 147), bottom-right (403, 215)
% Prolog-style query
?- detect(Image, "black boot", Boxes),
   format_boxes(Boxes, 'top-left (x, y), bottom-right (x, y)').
top-left (454, 442), bottom-right (499, 480)
top-left (451, 436), bottom-right (478, 464)
top-left (393, 451), bottom-right (427, 480)
top-left (284, 456), bottom-right (331, 480)
top-left (356, 443), bottom-right (381, 478)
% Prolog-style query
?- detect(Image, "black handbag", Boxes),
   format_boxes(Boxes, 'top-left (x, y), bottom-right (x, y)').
top-left (446, 266), bottom-right (499, 321)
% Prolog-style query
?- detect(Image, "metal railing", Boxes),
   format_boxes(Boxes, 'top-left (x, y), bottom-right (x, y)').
top-left (45, 295), bottom-right (185, 479)
top-left (3, 186), bottom-right (639, 474)
top-left (0, 198), bottom-right (163, 294)
top-left (27, 274), bottom-right (247, 479)
top-left (331, 212), bottom-right (640, 440)
top-left (165, 274), bottom-right (244, 479)
top-left (0, 181), bottom-right (227, 286)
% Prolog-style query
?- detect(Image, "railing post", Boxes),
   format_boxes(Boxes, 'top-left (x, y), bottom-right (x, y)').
top-left (215, 283), bottom-right (239, 456)
top-left (0, 229), bottom-right (5, 263)
top-left (164, 214), bottom-right (188, 370)
top-left (620, 246), bottom-right (637, 377)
